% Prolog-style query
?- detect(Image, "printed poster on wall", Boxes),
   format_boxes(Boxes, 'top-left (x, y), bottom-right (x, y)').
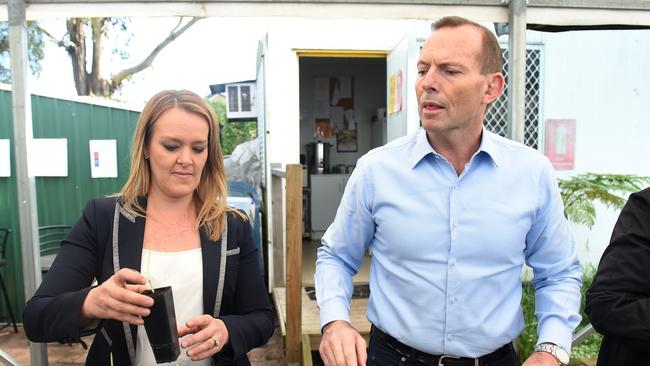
top-left (89, 140), bottom-right (118, 178)
top-left (28, 138), bottom-right (68, 177)
top-left (388, 69), bottom-right (403, 115)
top-left (545, 119), bottom-right (576, 170)
top-left (0, 139), bottom-right (10, 177)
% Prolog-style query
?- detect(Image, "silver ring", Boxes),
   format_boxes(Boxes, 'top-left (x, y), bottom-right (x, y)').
top-left (210, 336), bottom-right (219, 348)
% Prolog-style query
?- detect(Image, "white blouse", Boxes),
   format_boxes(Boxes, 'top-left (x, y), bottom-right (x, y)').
top-left (134, 248), bottom-right (210, 366)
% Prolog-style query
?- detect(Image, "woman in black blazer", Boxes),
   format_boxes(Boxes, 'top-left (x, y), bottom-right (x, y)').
top-left (24, 90), bottom-right (274, 365)
top-left (585, 187), bottom-right (650, 366)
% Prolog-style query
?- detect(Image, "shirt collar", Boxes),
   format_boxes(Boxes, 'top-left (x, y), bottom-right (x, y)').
top-left (410, 127), bottom-right (501, 169)
top-left (477, 127), bottom-right (501, 168)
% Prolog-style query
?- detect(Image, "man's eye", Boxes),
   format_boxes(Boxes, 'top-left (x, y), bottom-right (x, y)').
top-left (417, 69), bottom-right (427, 76)
top-left (164, 145), bottom-right (179, 151)
top-left (445, 69), bottom-right (460, 75)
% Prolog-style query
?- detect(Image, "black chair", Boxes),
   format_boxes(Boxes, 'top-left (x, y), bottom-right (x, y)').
top-left (0, 228), bottom-right (18, 333)
top-left (39, 225), bottom-right (72, 274)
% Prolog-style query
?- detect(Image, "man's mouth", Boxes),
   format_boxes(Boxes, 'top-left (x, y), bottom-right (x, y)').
top-left (422, 101), bottom-right (444, 111)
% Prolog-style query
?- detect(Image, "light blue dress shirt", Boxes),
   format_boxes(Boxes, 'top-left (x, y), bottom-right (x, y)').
top-left (315, 128), bottom-right (582, 358)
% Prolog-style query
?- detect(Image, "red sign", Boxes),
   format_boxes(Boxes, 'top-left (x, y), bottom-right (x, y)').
top-left (545, 119), bottom-right (576, 170)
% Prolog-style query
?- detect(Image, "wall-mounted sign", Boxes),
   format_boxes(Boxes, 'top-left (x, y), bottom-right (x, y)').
top-left (545, 119), bottom-right (576, 170)
top-left (89, 139), bottom-right (118, 178)
top-left (388, 69), bottom-right (403, 115)
top-left (28, 138), bottom-right (68, 177)
top-left (0, 139), bottom-right (10, 177)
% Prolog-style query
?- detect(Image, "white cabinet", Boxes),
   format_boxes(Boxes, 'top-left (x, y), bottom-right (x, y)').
top-left (310, 174), bottom-right (350, 239)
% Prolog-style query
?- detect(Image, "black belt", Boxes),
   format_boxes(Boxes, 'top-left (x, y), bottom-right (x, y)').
top-left (371, 325), bottom-right (515, 366)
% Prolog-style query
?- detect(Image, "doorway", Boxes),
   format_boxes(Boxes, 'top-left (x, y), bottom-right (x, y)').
top-left (298, 55), bottom-right (386, 286)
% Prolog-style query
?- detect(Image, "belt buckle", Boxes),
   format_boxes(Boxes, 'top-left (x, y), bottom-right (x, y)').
top-left (437, 355), bottom-right (479, 366)
top-left (437, 355), bottom-right (460, 366)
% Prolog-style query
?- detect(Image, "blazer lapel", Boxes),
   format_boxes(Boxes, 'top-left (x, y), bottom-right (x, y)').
top-left (116, 201), bottom-right (146, 354)
top-left (201, 227), bottom-right (221, 316)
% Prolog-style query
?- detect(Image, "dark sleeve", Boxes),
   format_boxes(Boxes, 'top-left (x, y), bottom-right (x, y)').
top-left (23, 198), bottom-right (106, 343)
top-left (217, 212), bottom-right (275, 362)
top-left (585, 188), bottom-right (650, 350)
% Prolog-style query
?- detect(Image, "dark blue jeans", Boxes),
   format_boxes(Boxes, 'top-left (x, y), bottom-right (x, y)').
top-left (366, 331), bottom-right (520, 366)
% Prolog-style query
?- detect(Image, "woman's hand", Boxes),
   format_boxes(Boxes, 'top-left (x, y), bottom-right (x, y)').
top-left (81, 268), bottom-right (153, 325)
top-left (178, 314), bottom-right (230, 361)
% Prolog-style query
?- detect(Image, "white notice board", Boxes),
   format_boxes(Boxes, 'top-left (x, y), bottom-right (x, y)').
top-left (89, 140), bottom-right (118, 178)
top-left (28, 138), bottom-right (68, 177)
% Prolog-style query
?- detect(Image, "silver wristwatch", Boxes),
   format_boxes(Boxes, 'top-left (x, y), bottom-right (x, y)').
top-left (534, 342), bottom-right (570, 366)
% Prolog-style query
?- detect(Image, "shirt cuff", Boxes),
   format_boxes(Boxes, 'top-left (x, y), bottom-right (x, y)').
top-left (537, 316), bottom-right (574, 353)
top-left (318, 297), bottom-right (351, 330)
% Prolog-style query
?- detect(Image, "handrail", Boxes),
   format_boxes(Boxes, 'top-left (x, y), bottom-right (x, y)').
top-left (0, 348), bottom-right (20, 366)
top-left (271, 167), bottom-right (286, 178)
top-left (571, 323), bottom-right (595, 347)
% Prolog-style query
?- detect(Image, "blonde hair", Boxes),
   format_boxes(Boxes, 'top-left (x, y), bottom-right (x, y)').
top-left (120, 89), bottom-right (241, 241)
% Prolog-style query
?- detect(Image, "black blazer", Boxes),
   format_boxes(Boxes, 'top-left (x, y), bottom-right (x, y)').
top-left (585, 188), bottom-right (650, 366)
top-left (24, 197), bottom-right (274, 366)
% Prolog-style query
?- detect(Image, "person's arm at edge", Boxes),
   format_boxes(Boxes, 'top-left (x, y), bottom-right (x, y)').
top-left (315, 158), bottom-right (374, 366)
top-left (585, 189), bottom-right (650, 350)
top-left (525, 159), bottom-right (582, 356)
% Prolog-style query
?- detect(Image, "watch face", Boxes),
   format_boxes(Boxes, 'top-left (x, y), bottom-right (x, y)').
top-left (555, 347), bottom-right (570, 364)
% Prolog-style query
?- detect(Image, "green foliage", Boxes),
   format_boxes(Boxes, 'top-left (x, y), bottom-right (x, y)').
top-left (515, 265), bottom-right (601, 363)
top-left (0, 21), bottom-right (47, 83)
top-left (559, 173), bottom-right (650, 229)
top-left (207, 97), bottom-right (257, 156)
top-left (515, 173), bottom-right (650, 362)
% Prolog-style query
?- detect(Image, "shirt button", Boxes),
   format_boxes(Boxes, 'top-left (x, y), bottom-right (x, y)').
top-left (449, 258), bottom-right (456, 266)
top-left (447, 334), bottom-right (454, 341)
top-left (450, 297), bottom-right (456, 304)
top-left (452, 221), bottom-right (457, 228)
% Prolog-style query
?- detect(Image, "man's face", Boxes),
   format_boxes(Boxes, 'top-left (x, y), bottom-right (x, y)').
top-left (416, 25), bottom-right (502, 136)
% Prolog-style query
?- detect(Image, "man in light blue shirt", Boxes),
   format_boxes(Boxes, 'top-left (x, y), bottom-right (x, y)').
top-left (315, 16), bottom-right (581, 366)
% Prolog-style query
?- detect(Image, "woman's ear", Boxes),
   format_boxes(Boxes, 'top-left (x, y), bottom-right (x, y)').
top-left (483, 72), bottom-right (505, 105)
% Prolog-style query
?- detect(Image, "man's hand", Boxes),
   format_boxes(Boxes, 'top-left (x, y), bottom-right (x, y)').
top-left (522, 351), bottom-right (561, 366)
top-left (319, 320), bottom-right (367, 366)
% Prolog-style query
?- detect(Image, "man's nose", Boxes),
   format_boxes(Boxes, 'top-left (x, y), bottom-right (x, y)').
top-left (421, 69), bottom-right (439, 92)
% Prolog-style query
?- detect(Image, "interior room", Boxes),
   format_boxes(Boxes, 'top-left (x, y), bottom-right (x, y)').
top-left (298, 56), bottom-right (387, 287)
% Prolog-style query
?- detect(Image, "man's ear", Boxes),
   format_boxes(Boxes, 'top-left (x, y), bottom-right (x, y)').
top-left (482, 73), bottom-right (505, 104)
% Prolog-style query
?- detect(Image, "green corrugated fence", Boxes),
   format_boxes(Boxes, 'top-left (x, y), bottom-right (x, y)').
top-left (0, 87), bottom-right (140, 321)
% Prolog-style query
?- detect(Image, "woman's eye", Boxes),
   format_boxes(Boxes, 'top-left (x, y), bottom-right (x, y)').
top-left (193, 147), bottom-right (206, 153)
top-left (164, 145), bottom-right (179, 151)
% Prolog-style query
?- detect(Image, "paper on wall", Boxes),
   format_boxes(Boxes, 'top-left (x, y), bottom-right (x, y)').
top-left (345, 109), bottom-right (356, 131)
top-left (0, 139), bottom-right (10, 177)
top-left (89, 140), bottom-right (118, 178)
top-left (28, 138), bottom-right (68, 177)
top-left (330, 107), bottom-right (344, 131)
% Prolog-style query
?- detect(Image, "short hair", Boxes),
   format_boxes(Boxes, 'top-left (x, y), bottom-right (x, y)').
top-left (120, 89), bottom-right (240, 241)
top-left (432, 16), bottom-right (504, 75)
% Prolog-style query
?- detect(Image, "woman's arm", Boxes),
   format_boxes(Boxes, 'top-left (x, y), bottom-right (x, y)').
top-left (586, 188), bottom-right (650, 350)
top-left (24, 199), bottom-right (104, 342)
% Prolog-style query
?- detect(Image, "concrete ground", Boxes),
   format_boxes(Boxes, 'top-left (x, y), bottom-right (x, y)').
top-left (0, 322), bottom-right (284, 366)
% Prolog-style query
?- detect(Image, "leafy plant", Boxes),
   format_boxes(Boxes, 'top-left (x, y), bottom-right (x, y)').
top-left (515, 266), bottom-right (601, 363)
top-left (515, 173), bottom-right (650, 362)
top-left (558, 173), bottom-right (650, 229)
top-left (208, 97), bottom-right (257, 156)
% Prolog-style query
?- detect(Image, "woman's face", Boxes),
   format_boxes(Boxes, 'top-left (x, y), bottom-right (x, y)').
top-left (145, 107), bottom-right (210, 201)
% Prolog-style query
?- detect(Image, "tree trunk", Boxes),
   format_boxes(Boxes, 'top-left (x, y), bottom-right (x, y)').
top-left (66, 18), bottom-right (88, 96)
top-left (89, 18), bottom-right (111, 96)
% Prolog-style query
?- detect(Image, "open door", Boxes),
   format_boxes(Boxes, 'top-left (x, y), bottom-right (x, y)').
top-left (386, 30), bottom-right (421, 142)
top-left (256, 34), bottom-right (274, 291)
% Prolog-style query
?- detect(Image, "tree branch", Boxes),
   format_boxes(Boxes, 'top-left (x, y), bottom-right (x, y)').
top-left (110, 17), bottom-right (202, 89)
